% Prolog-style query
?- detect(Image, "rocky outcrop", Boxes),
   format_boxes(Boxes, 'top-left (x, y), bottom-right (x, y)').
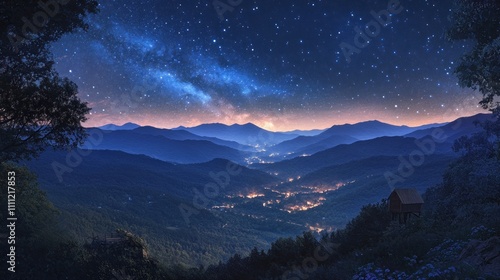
top-left (459, 236), bottom-right (500, 278)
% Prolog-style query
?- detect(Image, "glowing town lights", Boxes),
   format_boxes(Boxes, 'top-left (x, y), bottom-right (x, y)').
top-left (308, 225), bottom-right (326, 233)
top-left (284, 199), bottom-right (324, 212)
top-left (246, 193), bottom-right (265, 199)
top-left (211, 203), bottom-right (235, 209)
top-left (284, 192), bottom-right (294, 198)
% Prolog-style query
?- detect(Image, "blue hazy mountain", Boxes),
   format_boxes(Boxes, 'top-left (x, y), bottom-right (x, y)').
top-left (174, 123), bottom-right (299, 146)
top-left (281, 128), bottom-right (326, 136)
top-left (28, 150), bottom-right (279, 196)
top-left (131, 126), bottom-right (254, 151)
top-left (404, 113), bottom-right (494, 141)
top-left (82, 129), bottom-right (249, 164)
top-left (24, 113), bottom-right (492, 269)
top-left (294, 134), bottom-right (359, 155)
top-left (258, 136), bottom-right (454, 178)
top-left (267, 120), bottom-right (445, 155)
top-left (267, 134), bottom-right (358, 155)
top-left (25, 150), bottom-right (296, 266)
top-left (98, 122), bottom-right (141, 130)
top-left (318, 120), bottom-right (445, 140)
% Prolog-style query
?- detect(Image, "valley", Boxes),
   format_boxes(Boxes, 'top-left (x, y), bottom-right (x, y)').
top-left (3, 1), bottom-right (499, 278)
top-left (23, 114), bottom-right (490, 267)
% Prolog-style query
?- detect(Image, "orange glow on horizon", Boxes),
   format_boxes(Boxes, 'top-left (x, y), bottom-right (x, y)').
top-left (84, 106), bottom-right (485, 132)
top-left (82, 88), bottom-right (487, 131)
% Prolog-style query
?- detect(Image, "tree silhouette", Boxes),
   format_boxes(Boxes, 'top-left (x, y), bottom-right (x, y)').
top-left (447, 0), bottom-right (500, 114)
top-left (0, 0), bottom-right (98, 162)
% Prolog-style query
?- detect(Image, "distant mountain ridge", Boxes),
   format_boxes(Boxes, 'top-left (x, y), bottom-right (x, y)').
top-left (267, 120), bottom-right (445, 155)
top-left (82, 129), bottom-right (248, 164)
top-left (258, 136), bottom-right (454, 177)
top-left (97, 119), bottom-right (447, 150)
top-left (25, 113), bottom-right (495, 270)
top-left (318, 120), bottom-right (446, 140)
top-left (174, 123), bottom-right (299, 146)
top-left (267, 134), bottom-right (358, 156)
top-left (93, 114), bottom-right (487, 168)
top-left (25, 150), bottom-right (293, 266)
top-left (404, 113), bottom-right (494, 141)
top-left (281, 128), bottom-right (326, 136)
top-left (99, 122), bottom-right (140, 130)
top-left (131, 126), bottom-right (254, 151)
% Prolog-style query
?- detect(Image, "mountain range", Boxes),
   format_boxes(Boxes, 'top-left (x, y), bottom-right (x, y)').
top-left (131, 126), bottom-right (254, 151)
top-left (404, 113), bottom-right (494, 141)
top-left (266, 120), bottom-right (446, 156)
top-left (174, 123), bottom-right (300, 146)
top-left (257, 135), bottom-right (454, 178)
top-left (26, 150), bottom-right (296, 266)
top-left (25, 113), bottom-right (493, 267)
top-left (83, 129), bottom-right (249, 164)
top-left (99, 122), bottom-right (141, 130)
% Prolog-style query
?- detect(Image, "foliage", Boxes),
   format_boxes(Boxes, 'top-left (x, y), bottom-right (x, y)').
top-left (0, 163), bottom-right (57, 236)
top-left (447, 0), bottom-right (500, 114)
top-left (3, 126), bottom-right (498, 279)
top-left (25, 149), bottom-right (301, 268)
top-left (81, 229), bottom-right (167, 280)
top-left (336, 201), bottom-right (391, 255)
top-left (190, 121), bottom-right (500, 279)
top-left (0, 0), bottom-right (98, 162)
top-left (427, 120), bottom-right (500, 230)
top-left (0, 163), bottom-right (74, 279)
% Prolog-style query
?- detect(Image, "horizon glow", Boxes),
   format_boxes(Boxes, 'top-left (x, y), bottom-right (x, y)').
top-left (52, 0), bottom-right (486, 132)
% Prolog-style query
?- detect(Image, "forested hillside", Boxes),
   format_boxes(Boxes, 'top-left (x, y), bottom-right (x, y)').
top-left (2, 0), bottom-right (500, 279)
top-left (1, 117), bottom-right (499, 279)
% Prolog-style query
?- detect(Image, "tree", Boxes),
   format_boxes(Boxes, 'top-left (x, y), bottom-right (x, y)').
top-left (0, 0), bottom-right (98, 162)
top-left (0, 162), bottom-right (58, 237)
top-left (337, 201), bottom-right (391, 255)
top-left (447, 0), bottom-right (500, 114)
top-left (0, 163), bottom-right (61, 279)
top-left (81, 229), bottom-right (166, 280)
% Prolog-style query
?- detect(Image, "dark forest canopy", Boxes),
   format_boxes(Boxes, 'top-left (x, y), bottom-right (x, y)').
top-left (0, 0), bottom-right (498, 279)
top-left (0, 0), bottom-right (98, 162)
top-left (447, 0), bottom-right (500, 114)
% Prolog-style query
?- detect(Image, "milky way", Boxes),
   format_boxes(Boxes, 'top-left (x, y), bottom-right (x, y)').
top-left (51, 0), bottom-right (484, 131)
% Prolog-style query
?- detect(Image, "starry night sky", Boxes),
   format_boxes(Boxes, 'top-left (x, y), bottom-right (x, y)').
top-left (51, 0), bottom-right (484, 131)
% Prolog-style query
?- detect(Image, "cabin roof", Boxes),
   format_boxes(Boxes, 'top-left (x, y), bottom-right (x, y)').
top-left (391, 188), bottom-right (424, 204)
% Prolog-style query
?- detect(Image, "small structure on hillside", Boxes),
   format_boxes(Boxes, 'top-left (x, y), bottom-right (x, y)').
top-left (388, 188), bottom-right (424, 223)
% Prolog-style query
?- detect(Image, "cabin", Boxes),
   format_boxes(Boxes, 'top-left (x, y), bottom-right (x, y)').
top-left (388, 188), bottom-right (424, 223)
